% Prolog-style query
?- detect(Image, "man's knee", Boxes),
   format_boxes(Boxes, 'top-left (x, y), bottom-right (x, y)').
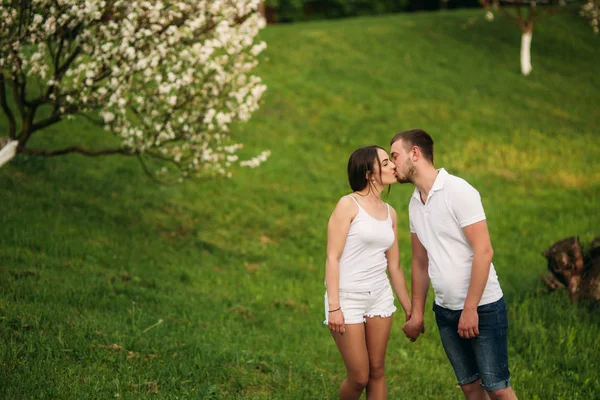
top-left (488, 386), bottom-right (515, 400)
top-left (460, 379), bottom-right (490, 400)
top-left (461, 379), bottom-right (483, 394)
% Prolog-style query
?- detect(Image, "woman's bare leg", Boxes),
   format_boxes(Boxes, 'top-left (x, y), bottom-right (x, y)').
top-left (332, 323), bottom-right (370, 400)
top-left (364, 316), bottom-right (393, 400)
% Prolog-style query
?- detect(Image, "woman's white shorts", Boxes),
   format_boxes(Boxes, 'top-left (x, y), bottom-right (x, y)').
top-left (323, 284), bottom-right (397, 325)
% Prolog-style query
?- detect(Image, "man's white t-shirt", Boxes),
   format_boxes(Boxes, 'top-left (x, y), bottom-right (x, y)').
top-left (409, 168), bottom-right (503, 310)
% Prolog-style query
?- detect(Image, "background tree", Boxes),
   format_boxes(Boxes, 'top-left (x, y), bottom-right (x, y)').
top-left (481, 0), bottom-right (570, 76)
top-left (0, 0), bottom-right (270, 179)
top-left (580, 0), bottom-right (599, 33)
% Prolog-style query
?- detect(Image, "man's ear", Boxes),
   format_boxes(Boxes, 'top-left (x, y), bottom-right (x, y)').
top-left (412, 146), bottom-right (420, 162)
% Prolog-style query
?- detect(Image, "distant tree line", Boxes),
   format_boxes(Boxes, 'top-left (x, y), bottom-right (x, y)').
top-left (261, 0), bottom-right (481, 22)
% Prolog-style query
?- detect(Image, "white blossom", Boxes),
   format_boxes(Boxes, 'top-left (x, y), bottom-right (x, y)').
top-left (581, 0), bottom-right (599, 34)
top-left (240, 150), bottom-right (271, 168)
top-left (0, 0), bottom-right (269, 178)
top-left (102, 112), bottom-right (115, 123)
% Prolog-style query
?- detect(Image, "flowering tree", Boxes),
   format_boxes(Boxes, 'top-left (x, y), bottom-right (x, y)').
top-left (481, 0), bottom-right (570, 76)
top-left (580, 0), bottom-right (599, 33)
top-left (0, 0), bottom-right (270, 179)
top-left (482, 0), bottom-right (598, 76)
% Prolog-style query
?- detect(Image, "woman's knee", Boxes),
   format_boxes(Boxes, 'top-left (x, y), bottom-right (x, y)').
top-left (369, 361), bottom-right (385, 380)
top-left (348, 369), bottom-right (370, 390)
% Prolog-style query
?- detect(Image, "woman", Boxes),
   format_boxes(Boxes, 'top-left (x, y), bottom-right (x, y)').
top-left (324, 145), bottom-right (412, 400)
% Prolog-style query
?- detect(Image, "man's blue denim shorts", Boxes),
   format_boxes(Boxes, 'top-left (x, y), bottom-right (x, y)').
top-left (433, 297), bottom-right (511, 392)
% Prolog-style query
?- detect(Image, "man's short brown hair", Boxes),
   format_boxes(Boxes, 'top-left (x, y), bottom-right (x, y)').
top-left (390, 128), bottom-right (434, 164)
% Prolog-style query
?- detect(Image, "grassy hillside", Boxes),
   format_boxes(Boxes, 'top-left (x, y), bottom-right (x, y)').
top-left (1, 8), bottom-right (599, 399)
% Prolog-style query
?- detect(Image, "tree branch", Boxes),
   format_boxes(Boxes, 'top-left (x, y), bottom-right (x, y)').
top-left (11, 74), bottom-right (25, 117)
top-left (30, 113), bottom-right (61, 132)
top-left (517, 5), bottom-right (525, 27)
top-left (527, 5), bottom-right (535, 25)
top-left (0, 73), bottom-right (17, 139)
top-left (55, 47), bottom-right (82, 79)
top-left (498, 0), bottom-right (560, 3)
top-left (535, 4), bottom-right (568, 23)
top-left (17, 0), bottom-right (28, 37)
top-left (498, 6), bottom-right (526, 28)
top-left (18, 67), bottom-right (28, 107)
top-left (77, 112), bottom-right (104, 126)
top-left (54, 36), bottom-right (65, 77)
top-left (145, 149), bottom-right (183, 167)
top-left (19, 145), bottom-right (137, 157)
top-left (136, 153), bottom-right (179, 185)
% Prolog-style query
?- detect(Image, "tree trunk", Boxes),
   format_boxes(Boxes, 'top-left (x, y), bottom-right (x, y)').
top-left (0, 139), bottom-right (19, 168)
top-left (257, 1), bottom-right (276, 24)
top-left (520, 27), bottom-right (533, 76)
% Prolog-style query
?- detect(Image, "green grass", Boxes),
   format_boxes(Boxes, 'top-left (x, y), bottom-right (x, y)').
top-left (1, 8), bottom-right (599, 399)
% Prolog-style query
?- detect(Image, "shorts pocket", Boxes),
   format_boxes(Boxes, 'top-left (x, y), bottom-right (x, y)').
top-left (477, 297), bottom-right (505, 316)
top-left (338, 291), bottom-right (351, 300)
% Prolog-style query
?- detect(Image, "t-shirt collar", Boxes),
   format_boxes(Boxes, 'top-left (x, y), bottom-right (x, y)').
top-left (412, 168), bottom-right (448, 202)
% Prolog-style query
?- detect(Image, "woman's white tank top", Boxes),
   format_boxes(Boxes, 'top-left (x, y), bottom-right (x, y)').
top-left (336, 195), bottom-right (395, 292)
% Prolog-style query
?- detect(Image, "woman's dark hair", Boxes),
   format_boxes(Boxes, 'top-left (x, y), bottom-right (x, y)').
top-left (347, 145), bottom-right (386, 192)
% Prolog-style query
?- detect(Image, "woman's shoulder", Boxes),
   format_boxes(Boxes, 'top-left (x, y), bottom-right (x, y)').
top-left (337, 194), bottom-right (359, 209)
top-left (331, 195), bottom-right (359, 218)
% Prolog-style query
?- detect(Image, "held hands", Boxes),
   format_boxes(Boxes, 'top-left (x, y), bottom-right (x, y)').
top-left (458, 307), bottom-right (479, 339)
top-left (402, 315), bottom-right (425, 342)
top-left (328, 308), bottom-right (345, 335)
top-left (405, 307), bottom-right (412, 322)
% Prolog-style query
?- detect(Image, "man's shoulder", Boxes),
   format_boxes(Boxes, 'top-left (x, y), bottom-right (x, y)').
top-left (443, 171), bottom-right (471, 186)
top-left (443, 172), bottom-right (479, 194)
top-left (408, 195), bottom-right (420, 209)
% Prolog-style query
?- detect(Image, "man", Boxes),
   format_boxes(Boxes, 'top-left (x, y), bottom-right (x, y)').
top-left (390, 129), bottom-right (518, 400)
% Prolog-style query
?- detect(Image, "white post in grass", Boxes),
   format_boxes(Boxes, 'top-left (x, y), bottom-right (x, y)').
top-left (0, 140), bottom-right (18, 168)
top-left (520, 29), bottom-right (533, 76)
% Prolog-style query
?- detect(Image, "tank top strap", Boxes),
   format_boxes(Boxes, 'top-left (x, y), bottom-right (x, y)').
top-left (386, 203), bottom-right (390, 218)
top-left (347, 195), bottom-right (360, 207)
top-left (347, 195), bottom-right (363, 218)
